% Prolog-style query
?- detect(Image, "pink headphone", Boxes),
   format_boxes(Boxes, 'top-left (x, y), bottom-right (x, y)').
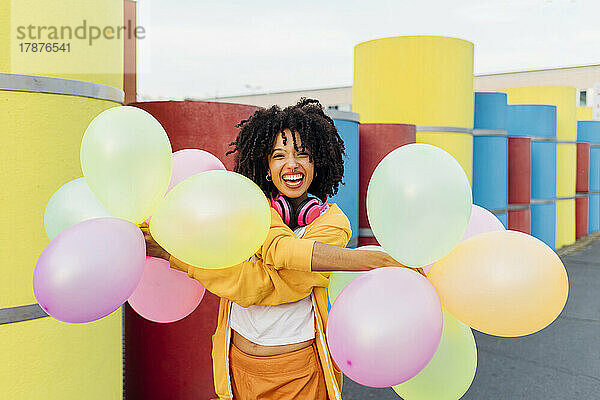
top-left (270, 193), bottom-right (328, 227)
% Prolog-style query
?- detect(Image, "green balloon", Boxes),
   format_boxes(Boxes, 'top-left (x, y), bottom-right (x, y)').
top-left (392, 309), bottom-right (477, 400)
top-left (366, 144), bottom-right (471, 267)
top-left (44, 177), bottom-right (114, 240)
top-left (328, 271), bottom-right (362, 304)
top-left (80, 106), bottom-right (172, 223)
top-left (328, 246), bottom-right (384, 303)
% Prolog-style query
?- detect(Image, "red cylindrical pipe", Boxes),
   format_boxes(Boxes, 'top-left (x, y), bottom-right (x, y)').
top-left (124, 295), bottom-right (220, 400)
top-left (577, 142), bottom-right (590, 193)
top-left (576, 196), bottom-right (589, 239)
top-left (508, 137), bottom-right (531, 205)
top-left (126, 101), bottom-right (260, 400)
top-left (508, 207), bottom-right (531, 234)
top-left (123, 0), bottom-right (137, 105)
top-left (358, 124), bottom-right (416, 247)
top-left (132, 100), bottom-right (261, 170)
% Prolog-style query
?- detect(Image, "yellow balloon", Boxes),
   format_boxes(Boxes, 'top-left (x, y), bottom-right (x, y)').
top-left (150, 170), bottom-right (271, 269)
top-left (428, 230), bottom-right (568, 337)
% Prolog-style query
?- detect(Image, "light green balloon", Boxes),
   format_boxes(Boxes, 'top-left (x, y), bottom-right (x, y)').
top-left (328, 245), bottom-right (385, 303)
top-left (80, 106), bottom-right (172, 224)
top-left (328, 271), bottom-right (362, 304)
top-left (44, 177), bottom-right (115, 240)
top-left (366, 144), bottom-right (471, 267)
top-left (150, 170), bottom-right (271, 269)
top-left (392, 309), bottom-right (477, 400)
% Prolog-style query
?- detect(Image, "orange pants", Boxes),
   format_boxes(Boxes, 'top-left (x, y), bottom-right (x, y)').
top-left (229, 341), bottom-right (328, 400)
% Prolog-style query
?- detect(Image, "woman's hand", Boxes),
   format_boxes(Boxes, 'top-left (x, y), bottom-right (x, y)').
top-left (367, 250), bottom-right (427, 277)
top-left (139, 222), bottom-right (171, 260)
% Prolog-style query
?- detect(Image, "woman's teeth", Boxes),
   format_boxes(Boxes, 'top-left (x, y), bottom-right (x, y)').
top-left (283, 174), bottom-right (304, 187)
top-left (283, 173), bottom-right (303, 182)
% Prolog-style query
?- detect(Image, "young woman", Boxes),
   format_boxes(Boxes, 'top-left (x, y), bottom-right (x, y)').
top-left (142, 98), bottom-right (422, 400)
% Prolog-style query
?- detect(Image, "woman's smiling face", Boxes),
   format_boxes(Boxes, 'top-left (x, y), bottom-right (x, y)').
top-left (267, 129), bottom-right (315, 201)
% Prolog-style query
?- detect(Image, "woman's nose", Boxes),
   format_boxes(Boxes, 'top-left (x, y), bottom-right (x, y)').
top-left (286, 155), bottom-right (299, 167)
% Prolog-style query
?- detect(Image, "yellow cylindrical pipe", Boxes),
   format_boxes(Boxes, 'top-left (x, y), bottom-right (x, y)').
top-left (557, 143), bottom-right (577, 198)
top-left (0, 311), bottom-right (122, 399)
top-left (556, 199), bottom-right (576, 248)
top-left (1, 0), bottom-right (124, 88)
top-left (556, 143), bottom-right (577, 249)
top-left (0, 92), bottom-right (121, 307)
top-left (353, 36), bottom-right (474, 182)
top-left (415, 132), bottom-right (473, 183)
top-left (1, 1), bottom-right (125, 398)
top-left (577, 106), bottom-right (593, 120)
top-left (555, 143), bottom-right (576, 248)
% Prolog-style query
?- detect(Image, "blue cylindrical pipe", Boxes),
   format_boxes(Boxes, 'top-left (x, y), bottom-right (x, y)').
top-left (328, 110), bottom-right (360, 248)
top-left (496, 212), bottom-right (508, 229)
top-left (591, 147), bottom-right (600, 192)
top-left (507, 104), bottom-right (557, 138)
top-left (531, 142), bottom-right (558, 199)
top-left (577, 120), bottom-right (600, 142)
top-left (590, 193), bottom-right (600, 233)
top-left (473, 93), bottom-right (508, 212)
top-left (474, 92), bottom-right (508, 130)
top-left (578, 121), bottom-right (600, 192)
top-left (531, 202), bottom-right (557, 249)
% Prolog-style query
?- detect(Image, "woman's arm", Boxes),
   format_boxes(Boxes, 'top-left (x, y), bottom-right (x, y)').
top-left (140, 217), bottom-right (331, 306)
top-left (140, 206), bottom-right (422, 306)
top-left (311, 242), bottom-right (413, 271)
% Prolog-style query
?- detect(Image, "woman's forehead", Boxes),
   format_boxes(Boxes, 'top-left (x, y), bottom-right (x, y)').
top-left (273, 129), bottom-right (304, 147)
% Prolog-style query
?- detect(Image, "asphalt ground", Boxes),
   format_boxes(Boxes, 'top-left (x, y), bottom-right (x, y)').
top-left (341, 234), bottom-right (600, 400)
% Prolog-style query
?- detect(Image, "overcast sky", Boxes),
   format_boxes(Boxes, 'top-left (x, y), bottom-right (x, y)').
top-left (136, 0), bottom-right (599, 100)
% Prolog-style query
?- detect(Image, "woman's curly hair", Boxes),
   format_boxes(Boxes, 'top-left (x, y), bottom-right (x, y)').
top-left (227, 98), bottom-right (345, 201)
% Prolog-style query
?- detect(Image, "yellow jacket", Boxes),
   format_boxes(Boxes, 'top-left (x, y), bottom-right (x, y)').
top-left (169, 203), bottom-right (351, 400)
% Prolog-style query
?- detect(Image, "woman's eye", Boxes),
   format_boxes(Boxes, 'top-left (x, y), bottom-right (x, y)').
top-left (272, 154), bottom-right (283, 159)
top-left (298, 152), bottom-right (310, 157)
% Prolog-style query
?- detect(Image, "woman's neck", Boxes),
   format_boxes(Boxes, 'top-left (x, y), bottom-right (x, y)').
top-left (287, 193), bottom-right (309, 209)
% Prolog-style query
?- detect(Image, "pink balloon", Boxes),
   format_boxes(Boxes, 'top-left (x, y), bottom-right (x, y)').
top-left (128, 257), bottom-right (205, 323)
top-left (327, 267), bottom-right (442, 387)
top-left (168, 149), bottom-right (226, 192)
top-left (461, 204), bottom-right (505, 241)
top-left (33, 218), bottom-right (145, 323)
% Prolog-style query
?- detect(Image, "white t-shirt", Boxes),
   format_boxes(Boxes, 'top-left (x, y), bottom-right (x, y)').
top-left (230, 225), bottom-right (316, 346)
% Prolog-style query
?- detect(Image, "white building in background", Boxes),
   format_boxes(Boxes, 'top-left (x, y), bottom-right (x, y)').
top-left (199, 64), bottom-right (600, 117)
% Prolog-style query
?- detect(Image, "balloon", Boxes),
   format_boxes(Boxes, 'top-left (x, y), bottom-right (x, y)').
top-left (33, 218), bottom-right (145, 323)
top-left (461, 204), bottom-right (505, 241)
top-left (128, 257), bottom-right (205, 323)
top-left (422, 204), bottom-right (506, 275)
top-left (150, 170), bottom-right (271, 269)
top-left (80, 106), bottom-right (172, 223)
top-left (44, 177), bottom-right (114, 240)
top-left (428, 230), bottom-right (569, 337)
top-left (392, 309), bottom-right (477, 400)
top-left (367, 144), bottom-right (472, 267)
top-left (169, 149), bottom-right (226, 192)
top-left (143, 149), bottom-right (227, 224)
top-left (328, 245), bottom-right (384, 303)
top-left (328, 271), bottom-right (362, 305)
top-left (422, 263), bottom-right (433, 275)
top-left (326, 267), bottom-right (442, 387)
